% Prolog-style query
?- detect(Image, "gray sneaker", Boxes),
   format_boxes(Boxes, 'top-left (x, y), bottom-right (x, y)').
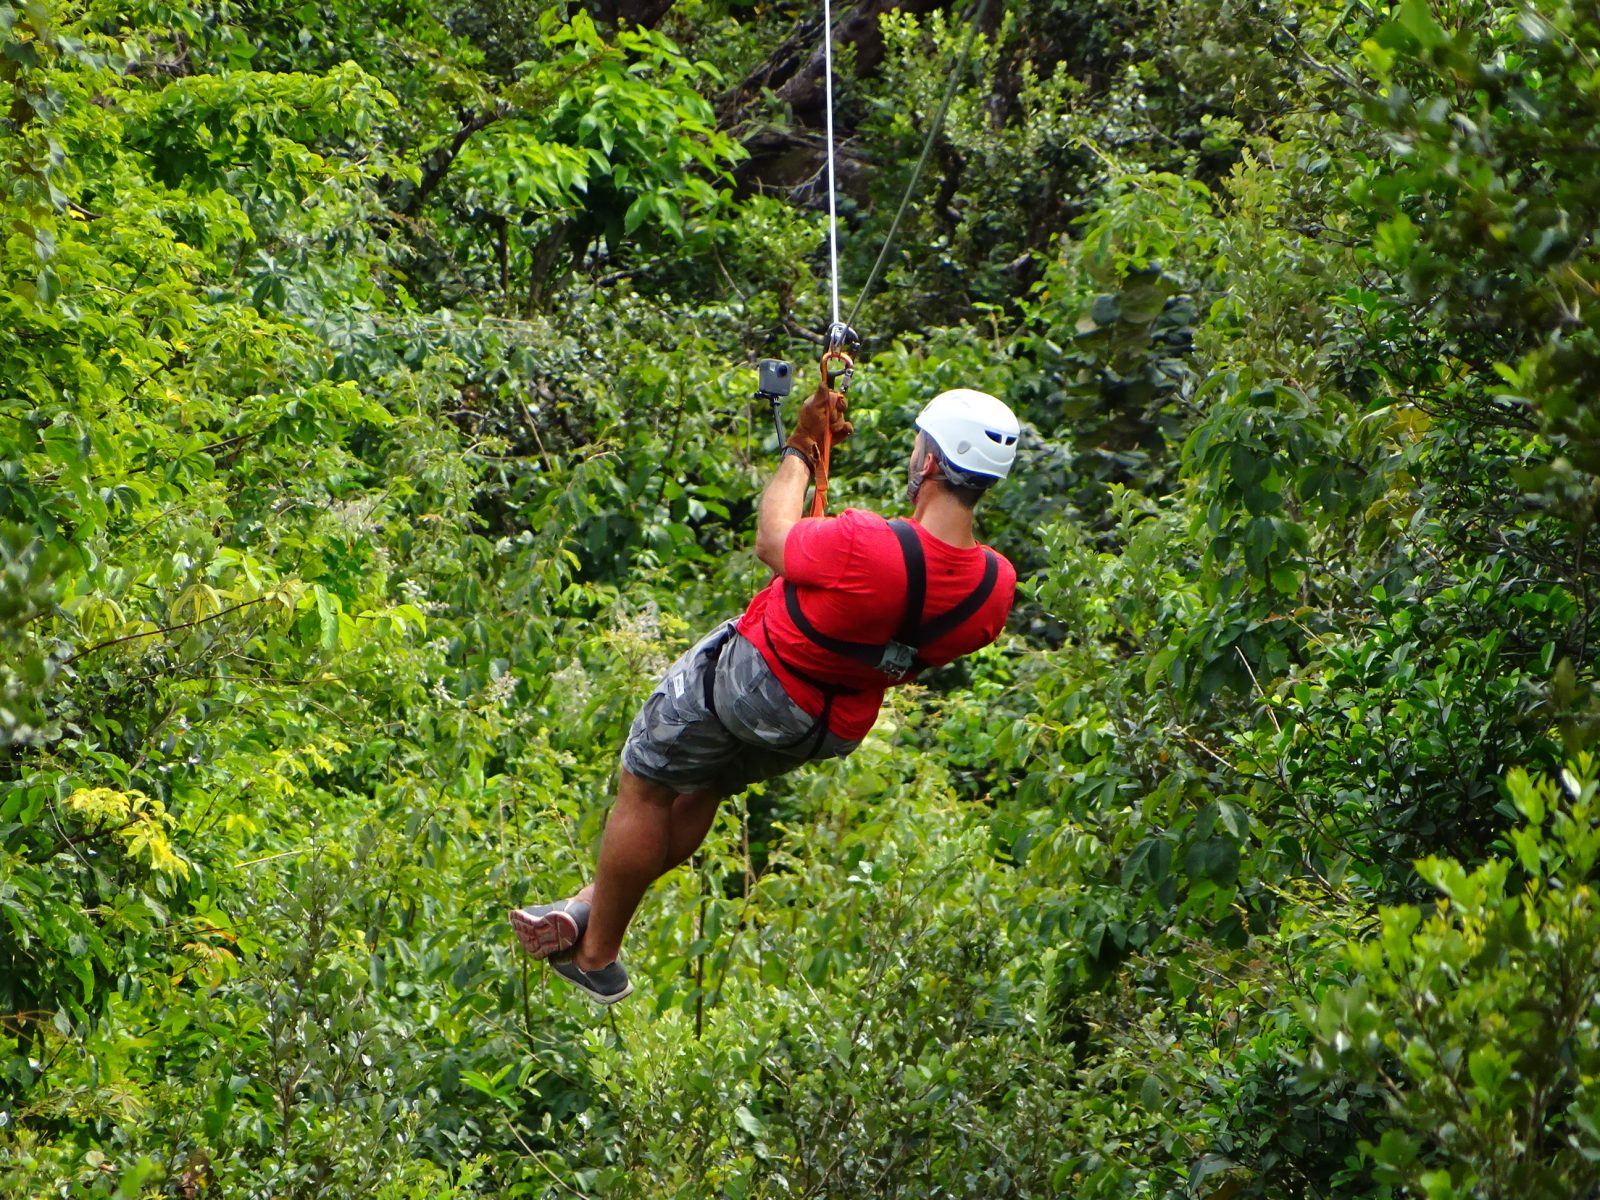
top-left (508, 899), bottom-right (590, 960)
top-left (549, 957), bottom-right (633, 1005)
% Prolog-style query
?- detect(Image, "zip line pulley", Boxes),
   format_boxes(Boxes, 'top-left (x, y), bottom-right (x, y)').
top-left (756, 0), bottom-right (991, 516)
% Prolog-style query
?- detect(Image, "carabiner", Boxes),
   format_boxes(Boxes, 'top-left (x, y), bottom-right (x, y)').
top-left (820, 349), bottom-right (854, 392)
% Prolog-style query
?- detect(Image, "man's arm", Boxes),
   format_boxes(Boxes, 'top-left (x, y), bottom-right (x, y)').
top-left (754, 452), bottom-right (811, 575)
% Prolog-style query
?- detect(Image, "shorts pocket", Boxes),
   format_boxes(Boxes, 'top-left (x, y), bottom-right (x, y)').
top-left (723, 688), bottom-right (815, 749)
top-left (714, 637), bottom-right (818, 750)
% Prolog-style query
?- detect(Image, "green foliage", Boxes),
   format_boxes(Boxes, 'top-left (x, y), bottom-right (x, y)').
top-left (4, 0), bottom-right (1600, 1196)
top-left (1308, 758), bottom-right (1600, 1200)
top-left (412, 7), bottom-right (746, 309)
top-left (0, 524), bottom-right (68, 745)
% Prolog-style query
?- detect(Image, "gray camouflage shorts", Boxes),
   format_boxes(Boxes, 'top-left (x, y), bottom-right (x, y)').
top-left (620, 619), bottom-right (861, 795)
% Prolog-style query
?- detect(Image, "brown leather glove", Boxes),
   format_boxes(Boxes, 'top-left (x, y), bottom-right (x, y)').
top-left (785, 383), bottom-right (854, 468)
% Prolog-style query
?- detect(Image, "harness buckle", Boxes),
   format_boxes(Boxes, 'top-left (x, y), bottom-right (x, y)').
top-left (878, 640), bottom-right (917, 681)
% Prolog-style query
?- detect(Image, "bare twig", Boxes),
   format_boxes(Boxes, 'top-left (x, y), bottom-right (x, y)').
top-left (66, 597), bottom-right (270, 664)
top-left (1237, 646), bottom-right (1282, 734)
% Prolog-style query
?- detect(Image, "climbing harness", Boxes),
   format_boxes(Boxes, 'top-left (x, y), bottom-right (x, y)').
top-left (760, 0), bottom-right (993, 515)
top-left (781, 518), bottom-right (999, 682)
top-left (756, 516), bottom-right (997, 751)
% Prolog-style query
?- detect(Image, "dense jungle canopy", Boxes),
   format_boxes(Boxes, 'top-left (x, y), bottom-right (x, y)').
top-left (4, 0), bottom-right (1600, 1196)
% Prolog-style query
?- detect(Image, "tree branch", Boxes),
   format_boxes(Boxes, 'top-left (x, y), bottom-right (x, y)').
top-left (66, 596), bottom-right (272, 665)
top-left (404, 105), bottom-right (510, 216)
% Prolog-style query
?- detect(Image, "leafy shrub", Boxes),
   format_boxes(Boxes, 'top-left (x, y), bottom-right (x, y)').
top-left (1307, 757), bottom-right (1600, 1200)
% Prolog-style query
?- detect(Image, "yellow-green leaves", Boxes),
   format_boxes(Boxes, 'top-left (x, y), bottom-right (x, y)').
top-left (63, 786), bottom-right (189, 877)
top-left (167, 580), bottom-right (226, 626)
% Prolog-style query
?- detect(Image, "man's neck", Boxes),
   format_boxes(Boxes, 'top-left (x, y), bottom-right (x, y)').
top-left (910, 485), bottom-right (977, 548)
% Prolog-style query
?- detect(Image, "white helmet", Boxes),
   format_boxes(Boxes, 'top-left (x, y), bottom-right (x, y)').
top-left (914, 388), bottom-right (1020, 481)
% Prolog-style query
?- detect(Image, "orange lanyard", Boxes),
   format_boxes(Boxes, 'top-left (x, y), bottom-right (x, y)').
top-left (811, 348), bottom-right (853, 518)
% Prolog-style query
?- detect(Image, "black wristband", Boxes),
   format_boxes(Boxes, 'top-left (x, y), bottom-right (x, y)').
top-left (782, 446), bottom-right (815, 474)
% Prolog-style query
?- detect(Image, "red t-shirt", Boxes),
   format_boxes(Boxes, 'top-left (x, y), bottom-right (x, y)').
top-left (736, 508), bottom-right (1017, 740)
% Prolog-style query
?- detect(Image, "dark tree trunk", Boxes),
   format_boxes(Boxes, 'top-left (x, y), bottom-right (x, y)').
top-left (404, 106), bottom-right (507, 217)
top-left (526, 221), bottom-right (572, 315)
top-left (588, 0), bottom-right (676, 29)
top-left (720, 0), bottom-right (950, 126)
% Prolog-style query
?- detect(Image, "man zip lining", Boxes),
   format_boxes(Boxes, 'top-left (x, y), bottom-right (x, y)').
top-left (509, 380), bottom-right (1020, 1003)
top-left (510, 0), bottom-right (1010, 1004)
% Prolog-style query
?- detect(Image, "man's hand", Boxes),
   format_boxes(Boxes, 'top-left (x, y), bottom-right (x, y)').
top-left (785, 383), bottom-right (854, 469)
top-left (761, 383), bottom-right (853, 575)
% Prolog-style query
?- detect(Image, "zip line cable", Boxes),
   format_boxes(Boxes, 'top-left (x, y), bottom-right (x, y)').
top-left (375, 0), bottom-right (989, 360)
top-left (821, 0), bottom-right (843, 329)
top-left (844, 0), bottom-right (990, 332)
top-left (812, 0), bottom-right (992, 339)
top-left (805, 0), bottom-right (988, 516)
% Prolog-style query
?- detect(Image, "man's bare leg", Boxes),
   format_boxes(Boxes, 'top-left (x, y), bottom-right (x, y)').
top-left (572, 770), bottom-right (722, 970)
top-left (665, 788), bottom-right (722, 870)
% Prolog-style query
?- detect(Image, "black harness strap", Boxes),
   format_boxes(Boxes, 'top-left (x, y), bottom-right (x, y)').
top-left (701, 621), bottom-right (737, 714)
top-left (779, 518), bottom-right (1000, 683)
top-left (783, 585), bottom-right (882, 667)
top-left (764, 519), bottom-right (1000, 751)
top-left (914, 548), bottom-right (998, 647)
top-left (702, 643), bottom-right (719, 712)
top-left (888, 519), bottom-right (927, 648)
